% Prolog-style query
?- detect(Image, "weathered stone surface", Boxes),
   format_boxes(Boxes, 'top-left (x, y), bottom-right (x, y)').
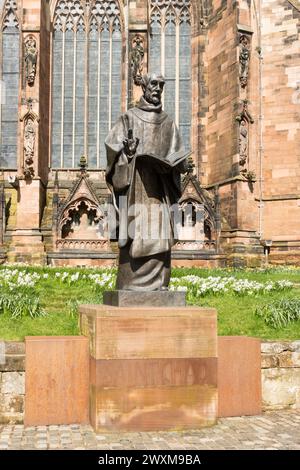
top-left (0, 413), bottom-right (24, 425)
top-left (262, 368), bottom-right (300, 410)
top-left (80, 305), bottom-right (217, 360)
top-left (103, 290), bottom-right (186, 307)
top-left (0, 355), bottom-right (26, 372)
top-left (261, 354), bottom-right (279, 369)
top-left (0, 394), bottom-right (24, 414)
top-left (261, 342), bottom-right (288, 354)
top-left (278, 352), bottom-right (300, 368)
top-left (290, 341), bottom-right (300, 352)
top-left (0, 410), bottom-right (300, 450)
top-left (0, 372), bottom-right (25, 395)
top-left (4, 342), bottom-right (25, 355)
top-left (218, 337), bottom-right (262, 418)
top-left (82, 305), bottom-right (217, 432)
top-left (25, 336), bottom-right (89, 426)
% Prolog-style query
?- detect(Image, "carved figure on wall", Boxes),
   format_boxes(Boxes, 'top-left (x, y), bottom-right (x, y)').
top-left (24, 118), bottom-right (35, 164)
top-left (239, 35), bottom-right (250, 88)
top-left (236, 100), bottom-right (255, 179)
top-left (131, 35), bottom-right (144, 86)
top-left (239, 119), bottom-right (248, 166)
top-left (24, 36), bottom-right (38, 86)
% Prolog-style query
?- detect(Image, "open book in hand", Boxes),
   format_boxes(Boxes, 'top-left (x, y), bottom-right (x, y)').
top-left (135, 149), bottom-right (191, 172)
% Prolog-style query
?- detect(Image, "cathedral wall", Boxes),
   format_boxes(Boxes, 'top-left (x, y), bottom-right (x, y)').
top-left (0, 0), bottom-right (299, 266)
top-left (259, 0), bottom-right (300, 245)
top-left (206, 0), bottom-right (239, 185)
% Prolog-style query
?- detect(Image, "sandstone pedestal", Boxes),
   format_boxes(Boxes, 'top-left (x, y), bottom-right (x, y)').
top-left (80, 304), bottom-right (217, 432)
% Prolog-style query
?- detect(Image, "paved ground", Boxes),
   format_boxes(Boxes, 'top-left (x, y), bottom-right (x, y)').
top-left (0, 410), bottom-right (299, 450)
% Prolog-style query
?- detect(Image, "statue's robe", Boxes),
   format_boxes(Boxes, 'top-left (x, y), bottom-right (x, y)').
top-left (105, 97), bottom-right (187, 291)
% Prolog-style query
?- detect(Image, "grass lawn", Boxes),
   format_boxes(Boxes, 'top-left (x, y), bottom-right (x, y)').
top-left (0, 265), bottom-right (300, 341)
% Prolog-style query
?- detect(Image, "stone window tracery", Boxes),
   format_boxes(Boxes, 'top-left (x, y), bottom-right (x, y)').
top-left (0, 0), bottom-right (20, 168)
top-left (51, 0), bottom-right (123, 169)
top-left (149, 0), bottom-right (191, 151)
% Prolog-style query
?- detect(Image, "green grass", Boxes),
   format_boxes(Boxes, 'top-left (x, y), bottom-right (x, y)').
top-left (191, 290), bottom-right (300, 340)
top-left (0, 265), bottom-right (300, 341)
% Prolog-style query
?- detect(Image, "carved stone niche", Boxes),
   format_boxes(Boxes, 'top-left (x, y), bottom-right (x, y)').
top-left (239, 34), bottom-right (250, 89)
top-left (174, 171), bottom-right (219, 252)
top-left (20, 99), bottom-right (39, 179)
top-left (24, 35), bottom-right (38, 87)
top-left (60, 199), bottom-right (104, 241)
top-left (53, 167), bottom-right (110, 252)
top-left (130, 34), bottom-right (145, 86)
top-left (236, 100), bottom-right (254, 177)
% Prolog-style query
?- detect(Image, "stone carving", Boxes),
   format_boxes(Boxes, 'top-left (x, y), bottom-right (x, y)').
top-left (54, 0), bottom-right (85, 32)
top-left (90, 0), bottom-right (121, 32)
top-left (56, 239), bottom-right (109, 251)
top-left (239, 35), bottom-right (250, 88)
top-left (236, 100), bottom-right (254, 176)
top-left (150, 0), bottom-right (191, 26)
top-left (24, 118), bottom-right (35, 165)
top-left (131, 35), bottom-right (144, 86)
top-left (54, 0), bottom-right (122, 33)
top-left (55, 159), bottom-right (108, 246)
top-left (174, 240), bottom-right (216, 251)
top-left (239, 119), bottom-right (248, 167)
top-left (23, 118), bottom-right (35, 179)
top-left (105, 73), bottom-right (189, 291)
top-left (176, 169), bottom-right (220, 252)
top-left (53, 0), bottom-right (85, 31)
top-left (60, 199), bottom-right (104, 240)
top-left (24, 36), bottom-right (38, 86)
top-left (2, 0), bottom-right (19, 30)
top-left (20, 98), bottom-right (39, 179)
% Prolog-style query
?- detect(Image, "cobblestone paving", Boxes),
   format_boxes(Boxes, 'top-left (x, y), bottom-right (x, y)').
top-left (0, 411), bottom-right (299, 450)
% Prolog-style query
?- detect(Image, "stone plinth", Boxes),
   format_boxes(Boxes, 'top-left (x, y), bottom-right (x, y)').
top-left (25, 336), bottom-right (89, 426)
top-left (218, 337), bottom-right (262, 417)
top-left (103, 290), bottom-right (186, 307)
top-left (80, 304), bottom-right (217, 432)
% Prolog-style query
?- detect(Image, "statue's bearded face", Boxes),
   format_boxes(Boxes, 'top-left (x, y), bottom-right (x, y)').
top-left (143, 75), bottom-right (165, 105)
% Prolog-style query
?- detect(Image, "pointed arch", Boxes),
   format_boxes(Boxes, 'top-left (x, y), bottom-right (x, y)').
top-left (149, 1), bottom-right (192, 151)
top-left (0, 0), bottom-right (20, 169)
top-left (51, 0), bottom-right (124, 169)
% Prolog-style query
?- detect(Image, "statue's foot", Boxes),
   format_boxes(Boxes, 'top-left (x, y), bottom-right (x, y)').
top-left (160, 287), bottom-right (169, 291)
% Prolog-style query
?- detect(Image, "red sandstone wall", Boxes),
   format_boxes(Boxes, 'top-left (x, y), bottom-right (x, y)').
top-left (259, 0), bottom-right (300, 241)
top-left (206, 0), bottom-right (239, 185)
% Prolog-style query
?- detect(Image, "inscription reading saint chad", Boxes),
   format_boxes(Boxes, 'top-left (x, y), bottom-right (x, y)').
top-left (105, 73), bottom-right (189, 291)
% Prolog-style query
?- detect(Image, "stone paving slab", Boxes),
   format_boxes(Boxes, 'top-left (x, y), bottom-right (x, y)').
top-left (0, 411), bottom-right (299, 450)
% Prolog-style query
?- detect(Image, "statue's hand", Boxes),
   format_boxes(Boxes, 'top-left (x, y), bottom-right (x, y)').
top-left (123, 129), bottom-right (139, 157)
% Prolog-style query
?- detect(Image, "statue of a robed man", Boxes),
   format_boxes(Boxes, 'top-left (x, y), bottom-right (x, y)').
top-left (105, 73), bottom-right (188, 291)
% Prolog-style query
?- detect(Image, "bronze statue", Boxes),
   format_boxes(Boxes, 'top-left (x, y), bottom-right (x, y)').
top-left (105, 73), bottom-right (188, 291)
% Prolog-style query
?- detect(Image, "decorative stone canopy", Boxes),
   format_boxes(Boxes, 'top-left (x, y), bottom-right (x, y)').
top-left (176, 166), bottom-right (220, 251)
top-left (53, 160), bottom-right (109, 250)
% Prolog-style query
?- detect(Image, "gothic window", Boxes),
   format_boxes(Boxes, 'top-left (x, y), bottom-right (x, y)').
top-left (149, 0), bottom-right (191, 151)
top-left (0, 0), bottom-right (20, 168)
top-left (51, 0), bottom-right (123, 169)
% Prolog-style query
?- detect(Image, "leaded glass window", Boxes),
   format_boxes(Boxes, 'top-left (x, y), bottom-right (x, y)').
top-left (149, 0), bottom-right (191, 151)
top-left (0, 0), bottom-right (20, 168)
top-left (51, 0), bottom-right (122, 169)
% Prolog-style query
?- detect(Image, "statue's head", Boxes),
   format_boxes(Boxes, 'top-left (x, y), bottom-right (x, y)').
top-left (141, 73), bottom-right (165, 106)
